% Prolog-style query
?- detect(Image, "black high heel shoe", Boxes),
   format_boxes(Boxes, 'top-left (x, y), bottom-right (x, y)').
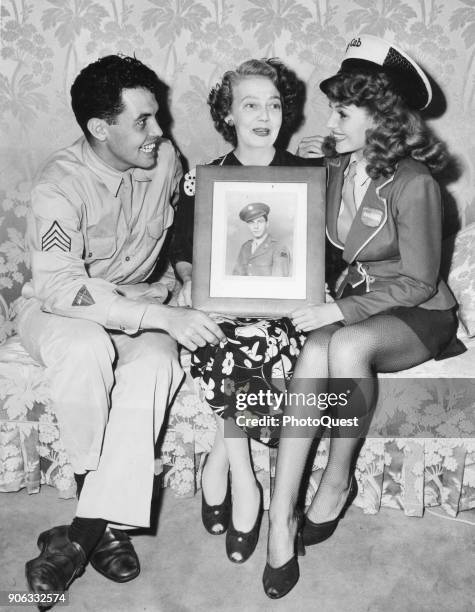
top-left (225, 481), bottom-right (263, 564)
top-left (302, 474), bottom-right (358, 546)
top-left (262, 510), bottom-right (305, 600)
top-left (201, 456), bottom-right (231, 535)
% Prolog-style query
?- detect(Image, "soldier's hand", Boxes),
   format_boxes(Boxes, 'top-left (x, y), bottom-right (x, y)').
top-left (297, 135), bottom-right (325, 159)
top-left (143, 305), bottom-right (225, 351)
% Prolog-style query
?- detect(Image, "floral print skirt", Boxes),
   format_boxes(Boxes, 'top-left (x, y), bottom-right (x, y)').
top-left (190, 317), bottom-right (305, 447)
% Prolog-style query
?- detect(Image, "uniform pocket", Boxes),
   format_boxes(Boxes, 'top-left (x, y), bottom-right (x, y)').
top-left (86, 235), bottom-right (117, 260)
top-left (146, 216), bottom-right (165, 239)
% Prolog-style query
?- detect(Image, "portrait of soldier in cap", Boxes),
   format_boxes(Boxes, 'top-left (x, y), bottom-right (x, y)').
top-left (233, 202), bottom-right (291, 277)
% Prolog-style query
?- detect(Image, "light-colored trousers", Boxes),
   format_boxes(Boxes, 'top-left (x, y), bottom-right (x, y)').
top-left (17, 299), bottom-right (184, 527)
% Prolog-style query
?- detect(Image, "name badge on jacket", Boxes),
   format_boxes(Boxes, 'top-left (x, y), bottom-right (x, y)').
top-left (360, 206), bottom-right (383, 227)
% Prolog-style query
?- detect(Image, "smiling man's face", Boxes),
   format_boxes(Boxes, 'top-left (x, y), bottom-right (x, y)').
top-left (99, 87), bottom-right (163, 172)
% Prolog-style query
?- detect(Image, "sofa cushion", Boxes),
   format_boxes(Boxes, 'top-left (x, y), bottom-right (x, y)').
top-left (447, 221), bottom-right (475, 337)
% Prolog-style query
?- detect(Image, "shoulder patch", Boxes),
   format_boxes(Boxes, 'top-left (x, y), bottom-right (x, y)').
top-left (72, 285), bottom-right (95, 306)
top-left (41, 221), bottom-right (71, 252)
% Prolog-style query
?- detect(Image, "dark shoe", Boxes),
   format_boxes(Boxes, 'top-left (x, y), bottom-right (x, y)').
top-left (201, 456), bottom-right (231, 535)
top-left (262, 511), bottom-right (305, 599)
top-left (89, 527), bottom-right (140, 583)
top-left (25, 525), bottom-right (86, 602)
top-left (225, 482), bottom-right (263, 564)
top-left (302, 474), bottom-right (358, 546)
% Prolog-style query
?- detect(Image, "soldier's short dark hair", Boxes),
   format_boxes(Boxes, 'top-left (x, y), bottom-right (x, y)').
top-left (70, 55), bottom-right (163, 140)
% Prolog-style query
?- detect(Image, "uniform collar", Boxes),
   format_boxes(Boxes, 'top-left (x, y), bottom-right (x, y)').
top-left (252, 233), bottom-right (269, 248)
top-left (83, 138), bottom-right (151, 196)
top-left (326, 154), bottom-right (390, 254)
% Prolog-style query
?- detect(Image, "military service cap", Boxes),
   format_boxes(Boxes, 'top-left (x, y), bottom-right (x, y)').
top-left (239, 202), bottom-right (270, 223)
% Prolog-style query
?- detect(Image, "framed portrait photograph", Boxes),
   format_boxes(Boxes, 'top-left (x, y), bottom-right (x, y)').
top-left (192, 165), bottom-right (326, 317)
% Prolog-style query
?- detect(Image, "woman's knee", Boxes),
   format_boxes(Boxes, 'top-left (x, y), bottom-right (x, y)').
top-left (300, 329), bottom-right (333, 360)
top-left (328, 326), bottom-right (377, 371)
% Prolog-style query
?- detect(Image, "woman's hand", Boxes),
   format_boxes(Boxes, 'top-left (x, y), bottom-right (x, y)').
top-left (177, 279), bottom-right (192, 307)
top-left (291, 302), bottom-right (344, 332)
top-left (297, 135), bottom-right (325, 159)
top-left (174, 261), bottom-right (193, 307)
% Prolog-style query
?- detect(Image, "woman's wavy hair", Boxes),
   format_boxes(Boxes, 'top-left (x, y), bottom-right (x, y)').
top-left (320, 70), bottom-right (447, 178)
top-left (208, 58), bottom-right (304, 147)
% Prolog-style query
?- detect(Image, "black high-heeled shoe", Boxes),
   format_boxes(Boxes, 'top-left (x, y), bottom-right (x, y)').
top-left (201, 456), bottom-right (231, 535)
top-left (225, 481), bottom-right (263, 564)
top-left (302, 474), bottom-right (358, 546)
top-left (262, 510), bottom-right (305, 600)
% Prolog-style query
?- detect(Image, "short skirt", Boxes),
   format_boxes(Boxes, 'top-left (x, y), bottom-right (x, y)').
top-left (340, 282), bottom-right (466, 361)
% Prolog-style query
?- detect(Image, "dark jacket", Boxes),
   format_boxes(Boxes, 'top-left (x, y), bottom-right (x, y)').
top-left (326, 154), bottom-right (456, 325)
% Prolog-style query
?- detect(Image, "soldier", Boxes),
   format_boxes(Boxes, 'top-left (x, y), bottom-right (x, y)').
top-left (18, 55), bottom-right (224, 603)
top-left (233, 202), bottom-right (291, 276)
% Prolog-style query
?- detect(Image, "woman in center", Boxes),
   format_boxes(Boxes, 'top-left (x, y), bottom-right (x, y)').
top-left (171, 58), bottom-right (321, 564)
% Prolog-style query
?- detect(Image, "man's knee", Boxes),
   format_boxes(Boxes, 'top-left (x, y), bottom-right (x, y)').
top-left (46, 320), bottom-right (115, 371)
top-left (17, 300), bottom-right (115, 372)
top-left (120, 331), bottom-right (182, 381)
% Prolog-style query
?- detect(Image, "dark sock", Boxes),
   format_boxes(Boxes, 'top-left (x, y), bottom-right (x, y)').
top-left (74, 473), bottom-right (86, 499)
top-left (68, 517), bottom-right (107, 557)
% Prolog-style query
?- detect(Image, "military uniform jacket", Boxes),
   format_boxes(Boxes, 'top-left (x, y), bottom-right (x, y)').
top-left (24, 137), bottom-right (182, 334)
top-left (326, 154), bottom-right (456, 325)
top-left (233, 234), bottom-right (290, 276)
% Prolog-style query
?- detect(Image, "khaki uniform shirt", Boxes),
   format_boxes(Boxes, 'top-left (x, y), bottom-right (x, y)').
top-left (24, 136), bottom-right (182, 333)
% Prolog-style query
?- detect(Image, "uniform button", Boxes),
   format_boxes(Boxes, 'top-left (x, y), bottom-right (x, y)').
top-left (125, 256), bottom-right (130, 262)
top-left (88, 252), bottom-right (92, 258)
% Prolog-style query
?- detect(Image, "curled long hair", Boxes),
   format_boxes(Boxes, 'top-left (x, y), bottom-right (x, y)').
top-left (208, 58), bottom-right (304, 147)
top-left (320, 70), bottom-right (447, 178)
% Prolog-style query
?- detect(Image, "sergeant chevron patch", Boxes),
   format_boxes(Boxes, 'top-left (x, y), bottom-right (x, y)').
top-left (41, 221), bottom-right (71, 252)
top-left (72, 285), bottom-right (95, 306)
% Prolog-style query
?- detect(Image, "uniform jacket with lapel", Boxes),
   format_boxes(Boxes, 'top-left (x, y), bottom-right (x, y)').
top-left (233, 234), bottom-right (290, 276)
top-left (326, 154), bottom-right (455, 325)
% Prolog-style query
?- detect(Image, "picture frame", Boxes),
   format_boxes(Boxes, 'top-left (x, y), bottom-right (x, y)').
top-left (192, 165), bottom-right (326, 317)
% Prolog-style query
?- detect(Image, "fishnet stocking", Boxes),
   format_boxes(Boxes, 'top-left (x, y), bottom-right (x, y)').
top-left (268, 314), bottom-right (432, 564)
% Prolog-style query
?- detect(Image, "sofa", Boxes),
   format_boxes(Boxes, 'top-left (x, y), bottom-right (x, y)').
top-left (1, 216), bottom-right (475, 519)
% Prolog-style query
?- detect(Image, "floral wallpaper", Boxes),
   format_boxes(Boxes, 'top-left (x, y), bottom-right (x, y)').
top-left (1, 0), bottom-right (475, 336)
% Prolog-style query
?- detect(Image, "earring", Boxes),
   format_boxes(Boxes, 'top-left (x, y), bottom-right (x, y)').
top-left (226, 119), bottom-right (234, 127)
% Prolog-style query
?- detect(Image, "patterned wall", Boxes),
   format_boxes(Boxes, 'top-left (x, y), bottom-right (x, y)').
top-left (1, 0), bottom-right (475, 338)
